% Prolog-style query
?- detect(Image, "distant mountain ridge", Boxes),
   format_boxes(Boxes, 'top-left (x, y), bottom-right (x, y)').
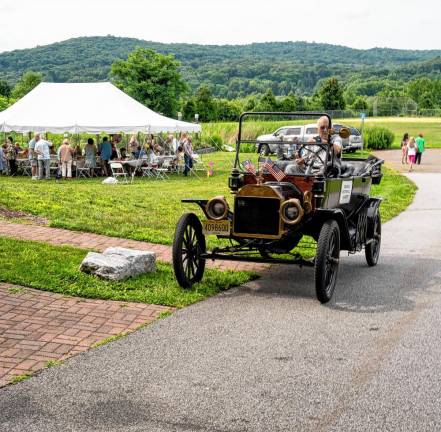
top-left (1, 36), bottom-right (440, 98)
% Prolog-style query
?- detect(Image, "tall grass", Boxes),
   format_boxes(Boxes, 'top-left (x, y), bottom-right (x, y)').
top-left (200, 117), bottom-right (441, 148)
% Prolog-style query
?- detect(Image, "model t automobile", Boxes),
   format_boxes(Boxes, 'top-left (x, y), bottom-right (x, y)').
top-left (172, 112), bottom-right (383, 303)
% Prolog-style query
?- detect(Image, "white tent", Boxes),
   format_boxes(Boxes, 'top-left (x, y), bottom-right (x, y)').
top-left (0, 82), bottom-right (201, 134)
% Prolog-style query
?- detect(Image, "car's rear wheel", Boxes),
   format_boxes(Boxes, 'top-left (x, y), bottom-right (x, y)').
top-left (315, 220), bottom-right (340, 303)
top-left (365, 209), bottom-right (381, 266)
top-left (173, 213), bottom-right (206, 288)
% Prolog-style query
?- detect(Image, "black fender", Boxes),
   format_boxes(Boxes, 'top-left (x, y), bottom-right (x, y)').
top-left (181, 199), bottom-right (209, 218)
top-left (304, 209), bottom-right (352, 251)
top-left (365, 198), bottom-right (382, 240)
top-left (181, 198), bottom-right (234, 220)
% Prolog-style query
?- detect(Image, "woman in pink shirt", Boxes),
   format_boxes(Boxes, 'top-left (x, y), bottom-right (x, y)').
top-left (58, 139), bottom-right (74, 179)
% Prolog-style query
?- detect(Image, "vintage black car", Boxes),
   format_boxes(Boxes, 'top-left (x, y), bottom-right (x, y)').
top-left (172, 112), bottom-right (384, 303)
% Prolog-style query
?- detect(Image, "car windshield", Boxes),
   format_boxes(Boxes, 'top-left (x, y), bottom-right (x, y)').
top-left (350, 127), bottom-right (360, 136)
top-left (306, 127), bottom-right (317, 134)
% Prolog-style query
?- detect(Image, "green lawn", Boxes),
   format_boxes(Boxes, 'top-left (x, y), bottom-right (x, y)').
top-left (0, 236), bottom-right (254, 307)
top-left (0, 152), bottom-right (416, 245)
top-left (202, 117), bottom-right (441, 149)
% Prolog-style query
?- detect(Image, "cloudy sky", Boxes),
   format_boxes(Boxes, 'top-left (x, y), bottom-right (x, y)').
top-left (1, 0), bottom-right (440, 53)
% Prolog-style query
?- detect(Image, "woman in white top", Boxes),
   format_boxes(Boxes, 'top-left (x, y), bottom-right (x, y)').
top-left (407, 137), bottom-right (417, 172)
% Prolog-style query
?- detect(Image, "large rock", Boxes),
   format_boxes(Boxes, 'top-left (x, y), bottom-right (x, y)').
top-left (79, 247), bottom-right (156, 281)
top-left (104, 247), bottom-right (156, 273)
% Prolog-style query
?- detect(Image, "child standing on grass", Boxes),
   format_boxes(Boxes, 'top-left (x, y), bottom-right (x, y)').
top-left (407, 137), bottom-right (417, 172)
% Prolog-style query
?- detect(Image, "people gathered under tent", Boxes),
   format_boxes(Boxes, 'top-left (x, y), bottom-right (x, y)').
top-left (1, 132), bottom-right (201, 179)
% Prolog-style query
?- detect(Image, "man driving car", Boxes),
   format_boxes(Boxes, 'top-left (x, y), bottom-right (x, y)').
top-left (285, 116), bottom-right (342, 175)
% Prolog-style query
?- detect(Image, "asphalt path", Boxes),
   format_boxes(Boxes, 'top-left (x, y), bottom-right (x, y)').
top-left (1, 173), bottom-right (441, 432)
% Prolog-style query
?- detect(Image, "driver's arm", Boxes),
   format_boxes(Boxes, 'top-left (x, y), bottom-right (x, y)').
top-left (332, 136), bottom-right (342, 154)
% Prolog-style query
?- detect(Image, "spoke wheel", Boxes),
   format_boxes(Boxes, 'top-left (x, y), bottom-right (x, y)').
top-left (365, 210), bottom-right (381, 267)
top-left (315, 220), bottom-right (340, 303)
top-left (173, 213), bottom-right (206, 288)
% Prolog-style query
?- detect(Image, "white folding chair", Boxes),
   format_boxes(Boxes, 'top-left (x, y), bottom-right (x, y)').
top-left (192, 154), bottom-right (207, 174)
top-left (21, 160), bottom-right (32, 177)
top-left (141, 163), bottom-right (154, 178)
top-left (154, 159), bottom-right (172, 180)
top-left (110, 162), bottom-right (128, 183)
top-left (76, 159), bottom-right (92, 178)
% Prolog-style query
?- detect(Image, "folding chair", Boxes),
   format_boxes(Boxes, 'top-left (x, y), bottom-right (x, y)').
top-left (192, 154), bottom-right (206, 173)
top-left (154, 159), bottom-right (172, 180)
top-left (76, 159), bottom-right (93, 178)
top-left (21, 160), bottom-right (32, 177)
top-left (110, 162), bottom-right (128, 183)
top-left (141, 163), bottom-right (154, 178)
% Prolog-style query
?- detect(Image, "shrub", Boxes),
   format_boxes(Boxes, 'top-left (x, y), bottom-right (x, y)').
top-left (202, 133), bottom-right (223, 150)
top-left (364, 126), bottom-right (394, 150)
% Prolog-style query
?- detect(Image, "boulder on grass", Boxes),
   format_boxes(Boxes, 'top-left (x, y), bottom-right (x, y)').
top-left (104, 247), bottom-right (156, 273)
top-left (79, 247), bottom-right (156, 281)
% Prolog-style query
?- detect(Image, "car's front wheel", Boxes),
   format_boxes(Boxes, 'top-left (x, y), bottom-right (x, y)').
top-left (172, 213), bottom-right (206, 288)
top-left (315, 220), bottom-right (340, 303)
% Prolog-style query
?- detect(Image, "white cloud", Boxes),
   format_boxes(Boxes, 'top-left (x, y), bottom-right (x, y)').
top-left (1, 0), bottom-right (441, 53)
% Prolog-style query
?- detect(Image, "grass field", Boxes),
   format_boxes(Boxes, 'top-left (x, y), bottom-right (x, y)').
top-left (0, 152), bottom-right (416, 246)
top-left (0, 237), bottom-right (254, 307)
top-left (201, 117), bottom-right (441, 149)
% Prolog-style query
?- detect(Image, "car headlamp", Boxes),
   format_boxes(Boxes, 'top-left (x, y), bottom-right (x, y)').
top-left (205, 196), bottom-right (229, 220)
top-left (281, 199), bottom-right (304, 225)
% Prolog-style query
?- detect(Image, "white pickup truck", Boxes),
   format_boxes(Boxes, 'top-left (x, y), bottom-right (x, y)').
top-left (256, 123), bottom-right (363, 155)
top-left (256, 124), bottom-right (318, 155)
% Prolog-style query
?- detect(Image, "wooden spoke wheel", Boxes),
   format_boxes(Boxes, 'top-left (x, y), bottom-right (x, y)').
top-left (173, 213), bottom-right (206, 288)
top-left (365, 209), bottom-right (381, 267)
top-left (315, 220), bottom-right (340, 303)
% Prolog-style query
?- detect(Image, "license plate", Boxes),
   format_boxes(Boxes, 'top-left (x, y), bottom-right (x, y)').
top-left (202, 220), bottom-right (231, 236)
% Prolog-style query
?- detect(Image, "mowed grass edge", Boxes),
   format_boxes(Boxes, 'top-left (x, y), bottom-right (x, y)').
top-left (0, 237), bottom-right (256, 307)
top-left (0, 152), bottom-right (416, 246)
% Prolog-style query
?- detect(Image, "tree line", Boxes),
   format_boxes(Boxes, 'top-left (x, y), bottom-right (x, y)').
top-left (1, 45), bottom-right (441, 121)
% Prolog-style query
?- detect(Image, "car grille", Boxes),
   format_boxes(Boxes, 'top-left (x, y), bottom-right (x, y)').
top-left (233, 197), bottom-right (280, 237)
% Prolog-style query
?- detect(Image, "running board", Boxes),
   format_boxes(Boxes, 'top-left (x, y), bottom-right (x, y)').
top-left (200, 253), bottom-right (315, 267)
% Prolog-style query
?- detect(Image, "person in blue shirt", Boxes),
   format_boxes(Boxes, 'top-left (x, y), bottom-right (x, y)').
top-left (98, 136), bottom-right (112, 176)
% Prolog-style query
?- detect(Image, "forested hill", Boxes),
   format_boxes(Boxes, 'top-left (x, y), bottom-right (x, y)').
top-left (1, 36), bottom-right (441, 98)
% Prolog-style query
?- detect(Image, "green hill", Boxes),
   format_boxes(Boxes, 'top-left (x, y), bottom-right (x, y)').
top-left (1, 36), bottom-right (441, 98)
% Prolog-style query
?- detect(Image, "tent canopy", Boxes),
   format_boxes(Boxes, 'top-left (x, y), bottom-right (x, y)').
top-left (0, 82), bottom-right (201, 134)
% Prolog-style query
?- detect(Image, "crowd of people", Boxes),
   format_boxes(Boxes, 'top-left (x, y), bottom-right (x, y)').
top-left (400, 132), bottom-right (426, 172)
top-left (0, 132), bottom-right (196, 179)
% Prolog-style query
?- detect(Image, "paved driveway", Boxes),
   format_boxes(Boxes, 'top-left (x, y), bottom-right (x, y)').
top-left (1, 173), bottom-right (441, 432)
top-left (373, 148), bottom-right (441, 173)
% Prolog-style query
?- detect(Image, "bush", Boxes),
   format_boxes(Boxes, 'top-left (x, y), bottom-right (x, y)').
top-left (364, 126), bottom-right (394, 150)
top-left (201, 133), bottom-right (223, 150)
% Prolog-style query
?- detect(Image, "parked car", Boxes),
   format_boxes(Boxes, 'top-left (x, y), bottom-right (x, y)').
top-left (333, 124), bottom-right (363, 153)
top-left (173, 112), bottom-right (384, 303)
top-left (256, 124), bottom-right (318, 155)
top-left (257, 123), bottom-right (363, 155)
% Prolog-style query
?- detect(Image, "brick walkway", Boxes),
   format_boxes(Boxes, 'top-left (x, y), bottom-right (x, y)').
top-left (0, 283), bottom-right (171, 387)
top-left (0, 221), bottom-right (268, 273)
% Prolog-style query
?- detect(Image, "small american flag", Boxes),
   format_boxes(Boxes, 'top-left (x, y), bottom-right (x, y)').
top-left (263, 158), bottom-right (286, 182)
top-left (243, 159), bottom-right (256, 175)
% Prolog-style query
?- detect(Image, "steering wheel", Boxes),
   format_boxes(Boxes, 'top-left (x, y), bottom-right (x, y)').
top-left (297, 143), bottom-right (328, 175)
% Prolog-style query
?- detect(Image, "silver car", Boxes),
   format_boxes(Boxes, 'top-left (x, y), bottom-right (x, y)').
top-left (256, 125), bottom-right (318, 155)
top-left (333, 124), bottom-right (363, 153)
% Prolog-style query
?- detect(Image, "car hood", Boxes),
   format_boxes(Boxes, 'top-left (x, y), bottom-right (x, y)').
top-left (256, 134), bottom-right (276, 142)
